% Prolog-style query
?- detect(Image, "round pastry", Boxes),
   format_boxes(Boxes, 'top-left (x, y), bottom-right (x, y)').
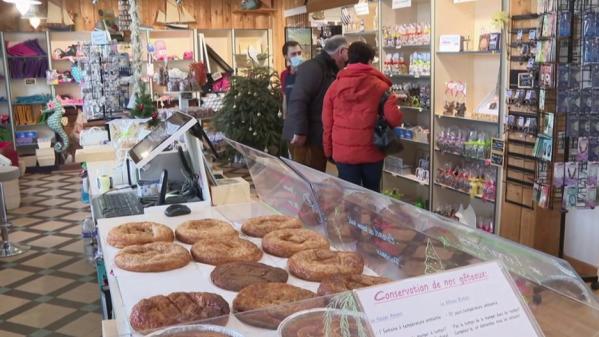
top-left (241, 215), bottom-right (303, 238)
top-left (191, 237), bottom-right (262, 266)
top-left (262, 229), bottom-right (329, 258)
top-left (107, 222), bottom-right (174, 248)
top-left (232, 283), bottom-right (318, 329)
top-left (175, 219), bottom-right (237, 244)
top-left (279, 309), bottom-right (371, 337)
top-left (168, 334), bottom-right (227, 337)
top-left (129, 292), bottom-right (230, 334)
top-left (317, 274), bottom-right (392, 296)
top-left (115, 242), bottom-right (191, 272)
top-left (288, 249), bottom-right (364, 282)
top-left (211, 262), bottom-right (288, 291)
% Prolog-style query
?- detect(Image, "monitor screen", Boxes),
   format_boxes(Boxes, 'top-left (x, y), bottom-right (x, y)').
top-left (128, 112), bottom-right (194, 166)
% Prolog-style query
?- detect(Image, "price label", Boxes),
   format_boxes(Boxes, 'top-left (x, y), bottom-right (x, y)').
top-left (392, 0), bottom-right (412, 9)
top-left (24, 78), bottom-right (36, 86)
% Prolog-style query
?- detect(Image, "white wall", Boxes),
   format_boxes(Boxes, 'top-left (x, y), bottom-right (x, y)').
top-left (565, 208), bottom-right (599, 267)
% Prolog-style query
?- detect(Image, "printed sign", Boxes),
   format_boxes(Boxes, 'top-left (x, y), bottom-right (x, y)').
top-left (91, 30), bottom-right (109, 45)
top-left (393, 0), bottom-right (412, 9)
top-left (356, 262), bottom-right (543, 337)
top-left (354, 2), bottom-right (370, 15)
top-left (24, 78), bottom-right (36, 86)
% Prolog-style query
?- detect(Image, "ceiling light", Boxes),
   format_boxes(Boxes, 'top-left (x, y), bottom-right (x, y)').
top-left (29, 17), bottom-right (41, 29)
top-left (3, 0), bottom-right (41, 16)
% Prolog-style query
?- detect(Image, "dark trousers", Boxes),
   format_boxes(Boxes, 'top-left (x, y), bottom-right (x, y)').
top-left (336, 161), bottom-right (384, 192)
top-left (288, 143), bottom-right (327, 172)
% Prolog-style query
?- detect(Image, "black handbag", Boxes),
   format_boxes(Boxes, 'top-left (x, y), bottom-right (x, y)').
top-left (373, 92), bottom-right (403, 154)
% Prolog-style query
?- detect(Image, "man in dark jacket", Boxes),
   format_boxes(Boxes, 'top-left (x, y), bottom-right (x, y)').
top-left (284, 35), bottom-right (349, 172)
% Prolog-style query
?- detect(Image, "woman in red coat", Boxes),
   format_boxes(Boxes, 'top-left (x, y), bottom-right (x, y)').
top-left (322, 42), bottom-right (403, 192)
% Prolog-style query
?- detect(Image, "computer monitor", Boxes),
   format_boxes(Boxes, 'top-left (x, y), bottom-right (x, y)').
top-left (128, 111), bottom-right (197, 168)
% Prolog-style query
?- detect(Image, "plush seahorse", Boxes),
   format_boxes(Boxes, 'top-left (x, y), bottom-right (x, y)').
top-left (41, 98), bottom-right (69, 153)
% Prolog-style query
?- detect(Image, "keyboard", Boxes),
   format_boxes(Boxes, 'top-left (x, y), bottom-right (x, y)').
top-left (93, 192), bottom-right (144, 218)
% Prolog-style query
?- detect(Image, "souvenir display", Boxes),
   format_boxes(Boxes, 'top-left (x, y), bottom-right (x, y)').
top-left (437, 127), bottom-right (492, 160)
top-left (435, 162), bottom-right (497, 201)
top-left (442, 81), bottom-right (467, 117)
top-left (80, 41), bottom-right (127, 120)
top-left (383, 23), bottom-right (431, 47)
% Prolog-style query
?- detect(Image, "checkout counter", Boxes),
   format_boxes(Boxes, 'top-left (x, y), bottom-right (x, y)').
top-left (94, 138), bottom-right (599, 337)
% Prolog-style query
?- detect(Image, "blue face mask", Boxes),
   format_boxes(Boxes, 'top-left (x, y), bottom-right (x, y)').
top-left (290, 55), bottom-right (304, 68)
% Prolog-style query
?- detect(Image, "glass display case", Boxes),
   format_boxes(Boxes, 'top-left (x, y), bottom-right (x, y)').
top-left (432, 0), bottom-right (503, 232)
top-left (379, 0), bottom-right (433, 210)
top-left (99, 140), bottom-right (599, 337)
top-left (146, 29), bottom-right (197, 99)
top-left (233, 29), bottom-right (271, 74)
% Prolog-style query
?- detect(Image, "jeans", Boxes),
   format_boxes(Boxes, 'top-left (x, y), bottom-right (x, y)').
top-left (336, 161), bottom-right (384, 192)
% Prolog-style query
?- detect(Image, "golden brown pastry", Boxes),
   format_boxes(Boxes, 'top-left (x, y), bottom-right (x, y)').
top-left (262, 229), bottom-right (329, 258)
top-left (233, 283), bottom-right (319, 329)
top-left (129, 292), bottom-right (230, 334)
top-left (288, 249), bottom-right (364, 282)
top-left (175, 219), bottom-right (237, 244)
top-left (317, 274), bottom-right (392, 296)
top-left (115, 242), bottom-right (191, 272)
top-left (191, 237), bottom-right (262, 266)
top-left (241, 215), bottom-right (303, 238)
top-left (107, 222), bottom-right (174, 248)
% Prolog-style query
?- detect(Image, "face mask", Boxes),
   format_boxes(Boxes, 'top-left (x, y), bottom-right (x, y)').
top-left (290, 55), bottom-right (304, 68)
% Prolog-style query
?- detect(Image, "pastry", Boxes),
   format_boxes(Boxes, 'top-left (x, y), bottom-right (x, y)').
top-left (211, 262), bottom-right (288, 291)
top-left (317, 274), bottom-right (392, 296)
top-left (280, 309), bottom-right (373, 337)
top-left (115, 242), bottom-right (191, 272)
top-left (175, 219), bottom-right (237, 244)
top-left (262, 229), bottom-right (329, 258)
top-left (129, 292), bottom-right (230, 334)
top-left (191, 237), bottom-right (262, 266)
top-left (107, 222), bottom-right (174, 248)
top-left (233, 283), bottom-right (319, 329)
top-left (288, 249), bottom-right (364, 282)
top-left (241, 215), bottom-right (303, 238)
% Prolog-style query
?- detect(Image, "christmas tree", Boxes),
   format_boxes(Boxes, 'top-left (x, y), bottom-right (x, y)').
top-left (131, 84), bottom-right (155, 118)
top-left (215, 67), bottom-right (283, 154)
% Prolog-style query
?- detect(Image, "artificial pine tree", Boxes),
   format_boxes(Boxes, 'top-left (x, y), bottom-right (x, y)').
top-left (131, 84), bottom-right (155, 118)
top-left (215, 66), bottom-right (283, 154)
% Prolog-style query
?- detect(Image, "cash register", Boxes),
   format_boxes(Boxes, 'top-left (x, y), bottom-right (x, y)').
top-left (91, 111), bottom-right (212, 219)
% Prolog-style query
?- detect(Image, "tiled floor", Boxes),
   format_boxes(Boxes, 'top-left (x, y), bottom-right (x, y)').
top-left (0, 171), bottom-right (101, 337)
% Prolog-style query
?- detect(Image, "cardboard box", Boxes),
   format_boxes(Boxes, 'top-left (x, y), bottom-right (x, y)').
top-left (75, 145), bottom-right (116, 163)
top-left (211, 177), bottom-right (251, 206)
top-left (20, 155), bottom-right (37, 168)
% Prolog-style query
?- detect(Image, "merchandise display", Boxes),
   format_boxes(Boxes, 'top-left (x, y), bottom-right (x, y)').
top-left (383, 23), bottom-right (431, 48)
top-left (436, 127), bottom-right (492, 160)
top-left (80, 41), bottom-right (128, 120)
top-left (435, 161), bottom-right (497, 201)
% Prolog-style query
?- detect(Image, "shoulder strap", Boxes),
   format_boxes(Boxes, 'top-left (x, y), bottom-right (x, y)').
top-left (378, 91), bottom-right (390, 117)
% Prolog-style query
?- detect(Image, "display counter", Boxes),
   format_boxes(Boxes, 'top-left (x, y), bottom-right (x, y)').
top-left (98, 139), bottom-right (599, 337)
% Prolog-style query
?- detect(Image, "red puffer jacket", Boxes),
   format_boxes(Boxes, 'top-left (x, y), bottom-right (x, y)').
top-left (322, 63), bottom-right (403, 164)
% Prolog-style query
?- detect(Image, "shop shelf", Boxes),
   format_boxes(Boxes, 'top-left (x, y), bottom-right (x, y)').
top-left (384, 169), bottom-right (430, 186)
top-left (435, 114), bottom-right (499, 125)
top-left (383, 44), bottom-right (430, 51)
top-left (437, 50), bottom-right (502, 55)
top-left (388, 73), bottom-right (430, 80)
top-left (434, 147), bottom-right (491, 163)
top-left (344, 30), bottom-right (379, 36)
top-left (399, 105), bottom-right (430, 112)
top-left (434, 182), bottom-right (495, 203)
top-left (399, 137), bottom-right (429, 146)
